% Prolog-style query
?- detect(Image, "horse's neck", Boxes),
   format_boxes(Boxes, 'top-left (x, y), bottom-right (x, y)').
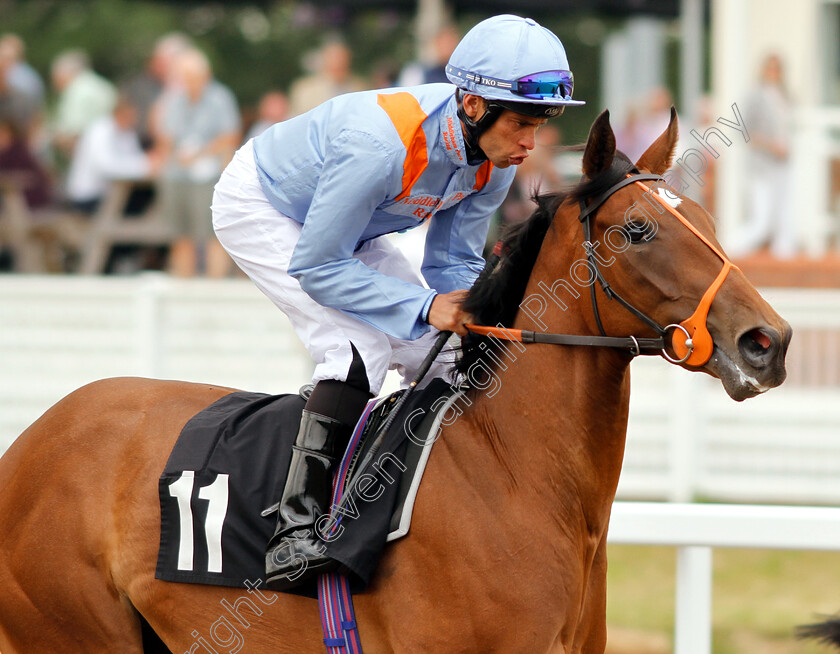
top-left (459, 343), bottom-right (631, 524)
top-left (456, 222), bottom-right (632, 532)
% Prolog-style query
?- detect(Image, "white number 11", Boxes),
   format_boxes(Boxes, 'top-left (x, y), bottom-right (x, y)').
top-left (168, 471), bottom-right (229, 573)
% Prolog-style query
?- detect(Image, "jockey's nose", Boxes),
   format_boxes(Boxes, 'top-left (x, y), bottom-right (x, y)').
top-left (521, 128), bottom-right (537, 151)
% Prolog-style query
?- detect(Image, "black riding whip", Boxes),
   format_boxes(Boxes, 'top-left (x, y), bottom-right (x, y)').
top-left (343, 247), bottom-right (502, 472)
top-left (326, 329), bottom-right (452, 521)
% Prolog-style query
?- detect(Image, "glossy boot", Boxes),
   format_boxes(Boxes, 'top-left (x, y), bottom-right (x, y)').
top-left (265, 410), bottom-right (351, 590)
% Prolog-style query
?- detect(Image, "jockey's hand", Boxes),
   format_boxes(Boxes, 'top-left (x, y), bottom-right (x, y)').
top-left (428, 290), bottom-right (473, 336)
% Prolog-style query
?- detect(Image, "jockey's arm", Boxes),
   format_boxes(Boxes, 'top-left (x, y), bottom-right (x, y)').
top-left (287, 128), bottom-right (438, 341)
top-left (420, 168), bottom-right (514, 335)
top-left (289, 128), bottom-right (512, 341)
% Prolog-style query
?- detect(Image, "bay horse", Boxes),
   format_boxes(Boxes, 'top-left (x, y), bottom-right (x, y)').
top-left (0, 109), bottom-right (790, 653)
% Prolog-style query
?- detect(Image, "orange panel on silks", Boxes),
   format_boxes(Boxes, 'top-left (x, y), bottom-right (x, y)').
top-left (377, 92), bottom-right (495, 201)
top-left (376, 93), bottom-right (430, 201)
top-left (473, 160), bottom-right (494, 192)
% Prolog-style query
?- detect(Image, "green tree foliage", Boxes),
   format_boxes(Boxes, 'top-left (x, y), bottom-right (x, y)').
top-left (0, 1), bottom-right (413, 111)
top-left (0, 0), bottom-right (612, 139)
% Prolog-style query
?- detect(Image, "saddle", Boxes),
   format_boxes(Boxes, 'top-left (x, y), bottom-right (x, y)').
top-left (155, 378), bottom-right (461, 596)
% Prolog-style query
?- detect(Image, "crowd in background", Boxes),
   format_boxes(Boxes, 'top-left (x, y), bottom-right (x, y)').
top-left (1, 31), bottom-right (275, 275)
top-left (0, 30), bottom-right (421, 275)
top-left (0, 26), bottom-right (796, 277)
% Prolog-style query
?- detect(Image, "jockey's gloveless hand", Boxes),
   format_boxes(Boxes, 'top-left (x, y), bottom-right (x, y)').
top-left (428, 290), bottom-right (473, 336)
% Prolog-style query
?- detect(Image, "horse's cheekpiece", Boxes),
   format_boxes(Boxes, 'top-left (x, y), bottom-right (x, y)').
top-left (155, 378), bottom-right (459, 597)
top-left (577, 171), bottom-right (738, 367)
top-left (467, 171), bottom-right (738, 367)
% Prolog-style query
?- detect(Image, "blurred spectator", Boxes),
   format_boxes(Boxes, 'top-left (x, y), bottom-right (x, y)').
top-left (65, 96), bottom-right (162, 214)
top-left (158, 48), bottom-right (241, 277)
top-left (501, 124), bottom-right (564, 227)
top-left (0, 34), bottom-right (45, 138)
top-left (369, 59), bottom-right (400, 90)
top-left (615, 104), bottom-right (644, 162)
top-left (730, 54), bottom-right (795, 259)
top-left (0, 118), bottom-right (51, 209)
top-left (122, 32), bottom-right (191, 149)
top-left (0, 50), bottom-right (31, 137)
top-left (51, 49), bottom-right (117, 157)
top-left (0, 34), bottom-right (44, 105)
top-left (289, 40), bottom-right (366, 116)
top-left (245, 90), bottom-right (289, 141)
top-left (617, 87), bottom-right (674, 162)
top-left (694, 95), bottom-right (717, 215)
top-left (641, 88), bottom-right (673, 143)
top-left (397, 24), bottom-right (460, 87)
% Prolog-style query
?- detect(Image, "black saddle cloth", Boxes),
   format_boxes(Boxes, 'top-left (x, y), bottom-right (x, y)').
top-left (155, 378), bottom-right (455, 597)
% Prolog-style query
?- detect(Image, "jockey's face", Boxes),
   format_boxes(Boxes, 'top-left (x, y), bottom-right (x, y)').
top-left (462, 94), bottom-right (548, 168)
top-left (479, 109), bottom-right (548, 168)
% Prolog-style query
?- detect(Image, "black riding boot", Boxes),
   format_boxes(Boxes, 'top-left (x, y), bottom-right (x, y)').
top-left (265, 410), bottom-right (350, 589)
top-left (265, 379), bottom-right (370, 590)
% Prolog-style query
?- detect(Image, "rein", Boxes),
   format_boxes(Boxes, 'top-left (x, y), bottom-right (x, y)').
top-left (466, 170), bottom-right (739, 366)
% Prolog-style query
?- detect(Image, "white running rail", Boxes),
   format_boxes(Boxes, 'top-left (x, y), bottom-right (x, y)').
top-left (608, 502), bottom-right (840, 654)
top-left (3, 278), bottom-right (840, 504)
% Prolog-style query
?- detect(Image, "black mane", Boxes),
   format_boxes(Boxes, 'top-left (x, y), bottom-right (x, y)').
top-left (455, 152), bottom-right (635, 377)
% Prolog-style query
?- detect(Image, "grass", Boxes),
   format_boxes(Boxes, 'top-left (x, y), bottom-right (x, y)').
top-left (606, 545), bottom-right (840, 654)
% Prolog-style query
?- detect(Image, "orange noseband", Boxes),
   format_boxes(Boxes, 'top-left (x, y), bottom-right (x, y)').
top-left (464, 174), bottom-right (739, 367)
top-left (632, 180), bottom-right (739, 366)
top-left (464, 173), bottom-right (738, 367)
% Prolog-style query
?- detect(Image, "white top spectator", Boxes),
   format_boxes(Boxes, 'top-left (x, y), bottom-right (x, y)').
top-left (66, 101), bottom-right (151, 204)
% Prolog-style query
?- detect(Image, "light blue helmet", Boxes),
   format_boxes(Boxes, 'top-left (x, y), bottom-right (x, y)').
top-left (446, 14), bottom-right (585, 118)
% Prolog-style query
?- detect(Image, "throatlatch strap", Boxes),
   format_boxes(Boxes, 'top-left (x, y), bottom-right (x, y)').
top-left (579, 172), bottom-right (669, 339)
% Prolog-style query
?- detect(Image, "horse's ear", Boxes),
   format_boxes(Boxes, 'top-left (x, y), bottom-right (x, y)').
top-left (582, 109), bottom-right (616, 178)
top-left (635, 106), bottom-right (679, 174)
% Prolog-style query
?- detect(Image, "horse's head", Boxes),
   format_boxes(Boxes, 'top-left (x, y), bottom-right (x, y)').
top-left (565, 108), bottom-right (791, 400)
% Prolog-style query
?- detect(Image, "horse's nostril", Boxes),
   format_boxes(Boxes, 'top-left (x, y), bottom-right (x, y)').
top-left (751, 329), bottom-right (771, 351)
top-left (738, 328), bottom-right (777, 367)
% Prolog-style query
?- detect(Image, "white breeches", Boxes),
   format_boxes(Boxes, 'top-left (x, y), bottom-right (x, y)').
top-left (211, 139), bottom-right (452, 395)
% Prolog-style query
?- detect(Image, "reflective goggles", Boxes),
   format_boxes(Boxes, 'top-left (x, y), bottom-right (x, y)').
top-left (446, 65), bottom-right (575, 101)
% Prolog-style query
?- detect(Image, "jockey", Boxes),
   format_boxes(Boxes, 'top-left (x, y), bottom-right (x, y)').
top-left (211, 14), bottom-right (584, 590)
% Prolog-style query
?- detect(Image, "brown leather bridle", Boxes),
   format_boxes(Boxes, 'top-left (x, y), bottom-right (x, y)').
top-left (466, 169), bottom-right (739, 367)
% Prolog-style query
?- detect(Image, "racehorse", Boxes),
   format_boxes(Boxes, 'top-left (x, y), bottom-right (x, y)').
top-left (0, 109), bottom-right (791, 653)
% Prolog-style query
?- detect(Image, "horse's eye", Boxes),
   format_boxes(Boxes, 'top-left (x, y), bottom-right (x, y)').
top-left (625, 220), bottom-right (655, 244)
